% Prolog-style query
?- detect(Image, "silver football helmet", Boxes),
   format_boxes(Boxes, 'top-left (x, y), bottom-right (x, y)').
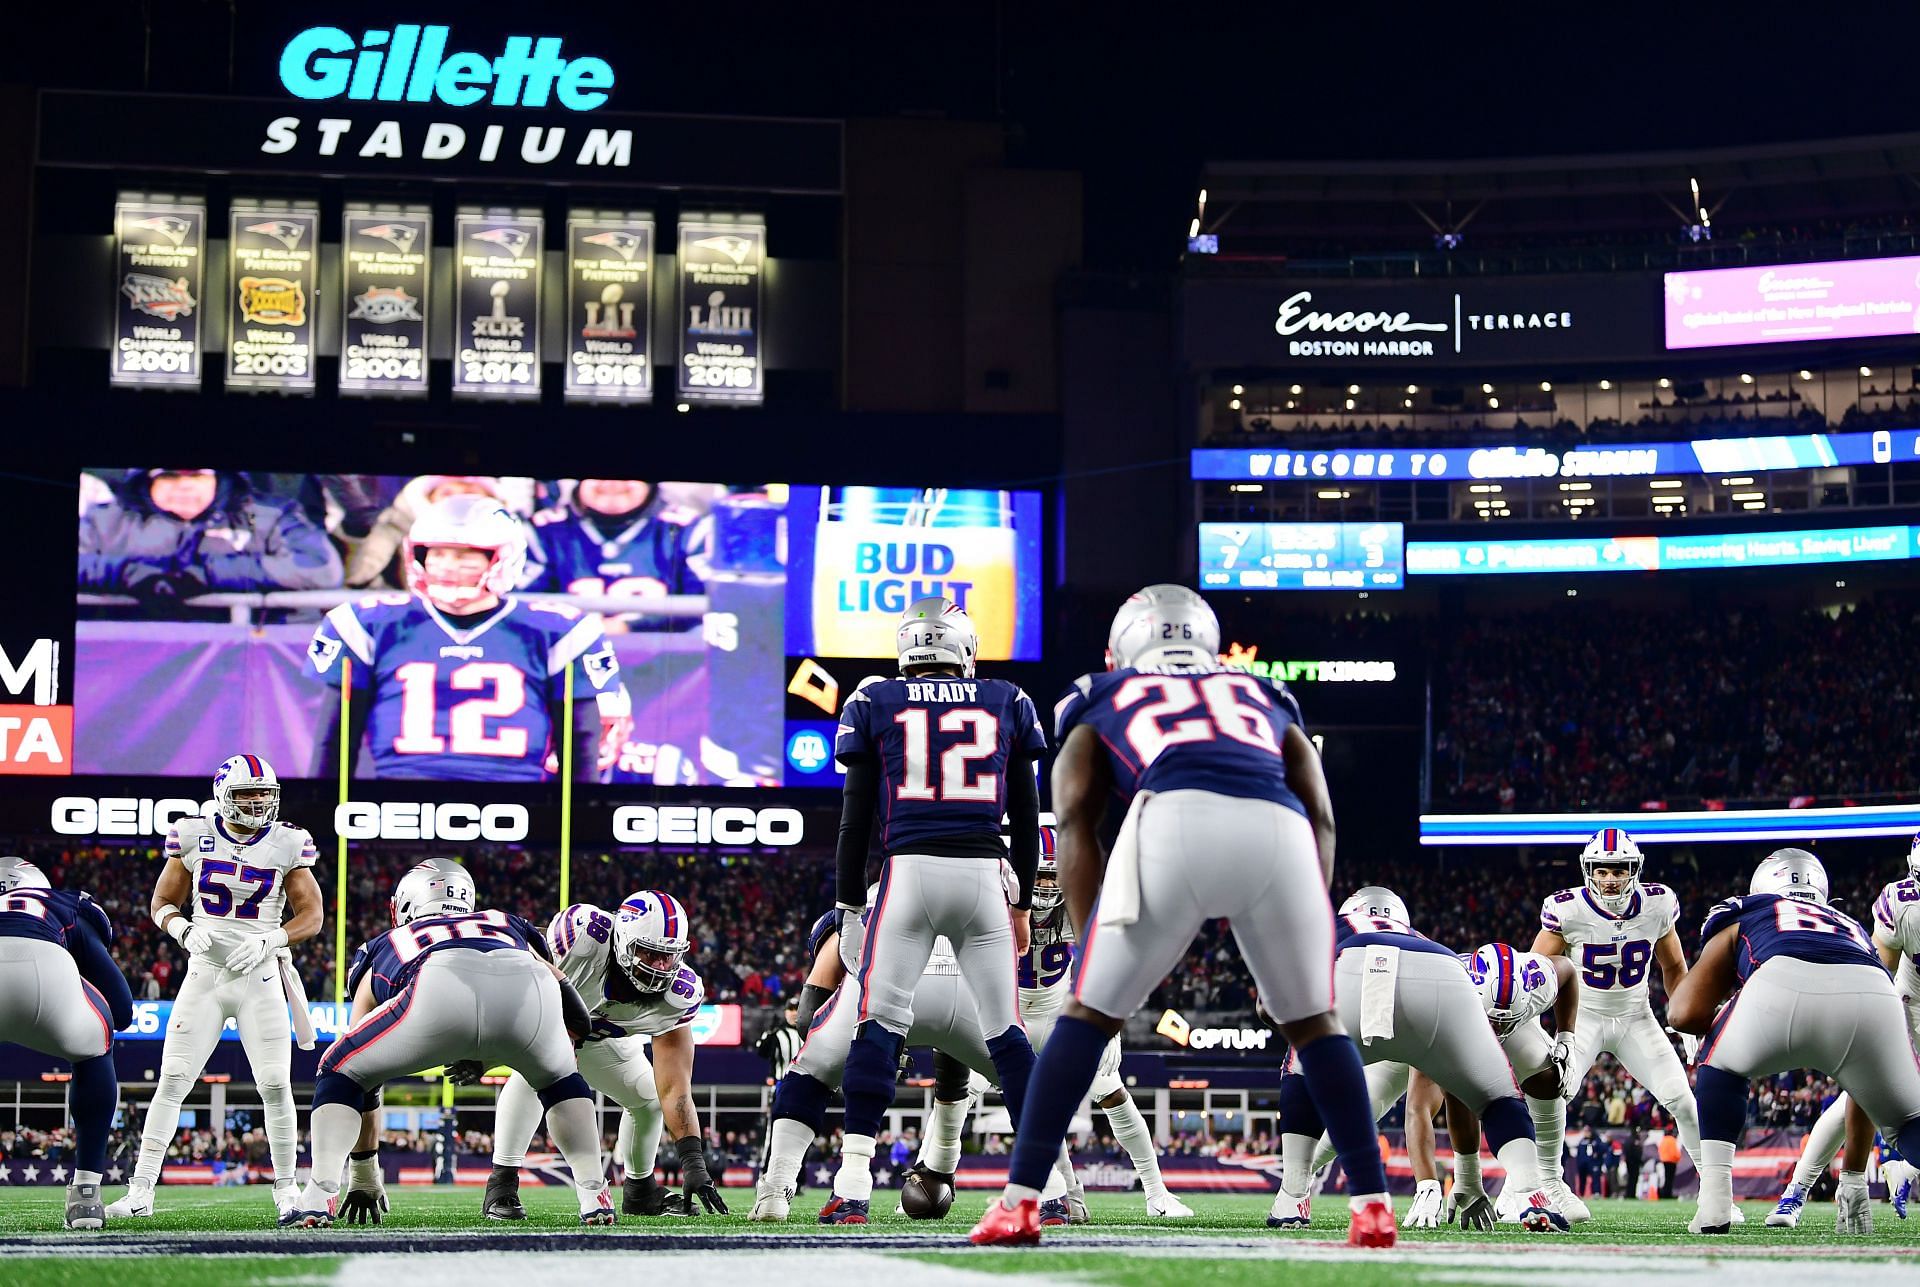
top-left (390, 858), bottom-right (477, 926)
top-left (1751, 848), bottom-right (1829, 905)
top-left (406, 494), bottom-right (528, 610)
top-left (1106, 584), bottom-right (1220, 671)
top-left (1339, 885), bottom-right (1410, 927)
top-left (1579, 828), bottom-right (1645, 916)
top-left (0, 856), bottom-right (50, 894)
top-left (897, 597), bottom-right (978, 678)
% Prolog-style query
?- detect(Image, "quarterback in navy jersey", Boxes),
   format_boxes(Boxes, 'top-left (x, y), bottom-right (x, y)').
top-left (0, 856), bottom-right (133, 1229)
top-left (525, 479), bottom-right (708, 604)
top-left (307, 495), bottom-right (631, 782)
top-left (1671, 849), bottom-right (1920, 1235)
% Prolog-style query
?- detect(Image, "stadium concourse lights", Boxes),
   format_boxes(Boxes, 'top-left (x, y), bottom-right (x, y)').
top-left (1721, 476), bottom-right (1754, 486)
top-left (1598, 379), bottom-right (1613, 390)
top-left (1229, 398), bottom-right (1242, 410)
top-left (1232, 384), bottom-right (1244, 395)
top-left (1799, 370), bottom-right (1814, 381)
top-left (1861, 366), bottom-right (1875, 378)
top-left (1317, 489), bottom-right (1351, 500)
top-left (1539, 381), bottom-right (1552, 392)
top-left (1559, 482), bottom-right (1592, 491)
top-left (1739, 373), bottom-right (1754, 384)
top-left (1406, 384), bottom-right (1418, 394)
top-left (1230, 483), bottom-right (1263, 492)
top-left (1289, 384), bottom-right (1303, 395)
top-left (1487, 396), bottom-right (1500, 409)
top-left (1347, 384), bottom-right (1360, 395)
top-left (1345, 398), bottom-right (1356, 410)
top-left (1649, 480), bottom-right (1684, 489)
top-left (1658, 377), bottom-right (1672, 389)
top-left (1742, 501), bottom-right (1767, 510)
top-left (1480, 382), bottom-right (1494, 394)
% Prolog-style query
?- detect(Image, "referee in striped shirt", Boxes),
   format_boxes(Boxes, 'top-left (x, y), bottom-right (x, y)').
top-left (756, 1001), bottom-right (805, 1186)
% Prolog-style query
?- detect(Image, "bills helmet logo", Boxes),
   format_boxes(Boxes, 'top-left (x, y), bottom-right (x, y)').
top-left (692, 234), bottom-right (755, 265)
top-left (582, 230), bottom-right (644, 262)
top-left (359, 223), bottom-right (421, 253)
top-left (121, 273), bottom-right (197, 320)
top-left (244, 219), bottom-right (306, 251)
top-left (348, 287), bottom-right (423, 324)
top-left (129, 215), bottom-right (193, 247)
top-left (470, 226), bottom-right (532, 258)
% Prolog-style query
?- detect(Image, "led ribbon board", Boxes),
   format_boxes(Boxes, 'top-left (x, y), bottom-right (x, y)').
top-left (1422, 803), bottom-right (1920, 846)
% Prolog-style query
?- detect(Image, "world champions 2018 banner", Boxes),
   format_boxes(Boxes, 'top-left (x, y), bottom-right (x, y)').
top-left (112, 196), bottom-right (207, 390)
top-left (677, 219), bottom-right (765, 405)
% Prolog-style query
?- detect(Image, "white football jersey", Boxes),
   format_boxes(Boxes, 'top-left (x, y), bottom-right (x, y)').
top-left (547, 903), bottom-right (705, 1040)
top-left (1871, 877), bottom-right (1920, 1014)
top-left (1018, 908), bottom-right (1075, 1017)
top-left (166, 816), bottom-right (317, 937)
top-left (1539, 881), bottom-right (1679, 1018)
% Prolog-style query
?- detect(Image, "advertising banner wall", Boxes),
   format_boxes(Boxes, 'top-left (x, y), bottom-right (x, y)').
top-left (1666, 255), bottom-right (1920, 349)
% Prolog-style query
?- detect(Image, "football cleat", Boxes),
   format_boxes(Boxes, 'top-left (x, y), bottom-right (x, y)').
top-left (969, 1196), bottom-right (1042, 1246)
top-left (749, 1183), bottom-right (792, 1223)
top-left (579, 1188), bottom-right (617, 1226)
top-left (272, 1180), bottom-right (301, 1220)
top-left (279, 1203), bottom-right (334, 1229)
top-left (1066, 1190), bottom-right (1092, 1224)
top-left (1688, 1195), bottom-right (1733, 1235)
top-left (1729, 1204), bottom-right (1746, 1224)
top-left (1145, 1189), bottom-right (1194, 1218)
top-left (1544, 1179), bottom-right (1592, 1223)
top-left (1347, 1198), bottom-right (1397, 1248)
top-left (104, 1186), bottom-right (154, 1219)
top-left (1266, 1186), bottom-right (1312, 1228)
top-left (1518, 1191), bottom-right (1570, 1232)
top-left (1766, 1182), bottom-right (1807, 1228)
top-left (1836, 1179), bottom-right (1873, 1235)
top-left (64, 1183), bottom-right (105, 1231)
top-left (483, 1165), bottom-right (527, 1221)
top-left (818, 1196), bottom-right (870, 1225)
top-left (1885, 1158), bottom-right (1918, 1218)
top-left (1038, 1197), bottom-right (1070, 1227)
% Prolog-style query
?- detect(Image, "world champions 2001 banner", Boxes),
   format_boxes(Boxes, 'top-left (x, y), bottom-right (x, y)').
top-left (112, 196), bottom-right (207, 390)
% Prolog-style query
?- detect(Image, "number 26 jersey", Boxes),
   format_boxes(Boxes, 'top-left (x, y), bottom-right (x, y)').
top-left (1054, 665), bottom-right (1307, 817)
top-left (1539, 883), bottom-right (1679, 1019)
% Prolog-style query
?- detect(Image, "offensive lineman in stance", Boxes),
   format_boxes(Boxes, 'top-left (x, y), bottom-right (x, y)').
top-left (824, 596), bottom-right (1046, 1222)
top-left (110, 755), bottom-right (324, 1221)
top-left (971, 584), bottom-right (1392, 1247)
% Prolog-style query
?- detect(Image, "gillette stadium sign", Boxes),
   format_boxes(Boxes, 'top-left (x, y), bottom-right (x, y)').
top-left (278, 26), bottom-right (615, 111)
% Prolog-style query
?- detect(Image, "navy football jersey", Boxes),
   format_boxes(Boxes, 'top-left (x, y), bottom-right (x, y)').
top-left (1054, 665), bottom-right (1307, 815)
top-left (1333, 909), bottom-right (1458, 959)
top-left (348, 909), bottom-right (550, 1004)
top-left (307, 592), bottom-right (622, 781)
top-left (526, 506), bottom-right (708, 597)
top-left (835, 675), bottom-right (1048, 854)
top-left (0, 887), bottom-right (113, 950)
top-left (1700, 893), bottom-right (1883, 981)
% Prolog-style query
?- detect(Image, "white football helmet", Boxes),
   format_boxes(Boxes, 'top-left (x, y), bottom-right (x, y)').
top-left (1465, 942), bottom-right (1530, 1029)
top-left (897, 597), bottom-right (978, 678)
top-left (0, 856), bottom-right (50, 893)
top-left (1339, 885), bottom-right (1410, 927)
top-left (1751, 848), bottom-right (1829, 905)
top-left (613, 890), bottom-right (690, 992)
top-left (390, 858), bottom-right (476, 926)
top-left (406, 494), bottom-right (528, 610)
top-left (213, 753), bottom-right (280, 829)
top-left (1004, 810), bottom-right (1064, 916)
top-left (1907, 832), bottom-right (1920, 881)
top-left (1579, 828), bottom-right (1645, 916)
top-left (1106, 584), bottom-right (1220, 671)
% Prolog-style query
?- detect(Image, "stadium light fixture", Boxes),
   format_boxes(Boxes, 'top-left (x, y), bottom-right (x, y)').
top-left (1567, 589), bottom-right (1578, 597)
top-left (1540, 381), bottom-right (1553, 393)
top-left (1731, 491), bottom-right (1765, 501)
top-left (1469, 484), bottom-right (1503, 493)
top-left (1598, 379), bottom-right (1612, 390)
top-left (1799, 370), bottom-right (1813, 381)
top-left (1480, 383), bottom-right (1494, 394)
top-left (1861, 366), bottom-right (1874, 378)
top-left (1742, 501), bottom-right (1766, 510)
top-left (1649, 480), bottom-right (1684, 489)
top-left (1487, 397), bottom-right (1500, 409)
top-left (1189, 217), bottom-right (1200, 239)
top-left (1230, 483), bottom-right (1262, 492)
top-left (1659, 378), bottom-right (1672, 389)
top-left (1406, 384), bottom-right (1418, 395)
top-left (1559, 482), bottom-right (1592, 492)
top-left (1739, 373), bottom-right (1754, 384)
top-left (1232, 384), bottom-right (1244, 395)
top-left (1290, 384), bottom-right (1303, 395)
top-left (1344, 398), bottom-right (1355, 410)
top-left (1403, 398), bottom-right (1413, 408)
top-left (1317, 489), bottom-right (1351, 500)
top-left (675, 402), bottom-right (690, 413)
top-left (1285, 400), bottom-right (1296, 409)
top-left (1720, 476), bottom-right (1754, 486)
top-left (1228, 399), bottom-right (1242, 410)
top-left (1347, 384), bottom-right (1360, 395)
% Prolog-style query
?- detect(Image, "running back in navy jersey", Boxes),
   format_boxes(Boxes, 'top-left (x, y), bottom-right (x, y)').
top-left (348, 909), bottom-right (550, 1003)
top-left (0, 888), bottom-right (113, 949)
top-left (1333, 909), bottom-right (1458, 960)
top-left (835, 675), bottom-right (1048, 854)
top-left (1700, 893), bottom-right (1883, 981)
top-left (1053, 666), bottom-right (1307, 815)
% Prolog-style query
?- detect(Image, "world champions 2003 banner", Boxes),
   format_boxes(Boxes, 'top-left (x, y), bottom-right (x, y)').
top-left (227, 201), bottom-right (320, 394)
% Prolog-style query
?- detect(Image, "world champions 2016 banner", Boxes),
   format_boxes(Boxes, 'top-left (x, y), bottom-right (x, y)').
top-left (227, 202), bottom-right (320, 394)
top-left (566, 211), bottom-right (654, 403)
top-left (112, 196), bottom-right (207, 390)
top-left (454, 209), bottom-right (543, 399)
top-left (340, 205), bottom-right (432, 397)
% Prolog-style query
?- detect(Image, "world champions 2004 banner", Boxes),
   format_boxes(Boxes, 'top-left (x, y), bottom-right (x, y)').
top-left (454, 209), bottom-right (543, 399)
top-left (227, 202), bottom-right (320, 394)
top-left (112, 196), bottom-right (207, 390)
top-left (340, 205), bottom-right (432, 397)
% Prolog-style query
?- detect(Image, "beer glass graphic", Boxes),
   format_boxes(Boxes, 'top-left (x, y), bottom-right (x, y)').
top-left (811, 487), bottom-right (1018, 659)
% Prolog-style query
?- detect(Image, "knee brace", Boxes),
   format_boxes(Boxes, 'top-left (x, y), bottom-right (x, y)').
top-left (1277, 1072), bottom-right (1325, 1141)
top-left (772, 1071), bottom-right (833, 1134)
top-left (312, 1071), bottom-right (370, 1114)
top-left (1693, 1065), bottom-right (1748, 1144)
top-left (537, 1072), bottom-right (592, 1109)
top-left (933, 1048), bottom-right (973, 1103)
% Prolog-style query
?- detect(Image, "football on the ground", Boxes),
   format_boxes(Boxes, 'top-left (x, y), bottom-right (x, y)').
top-left (899, 1167), bottom-right (956, 1219)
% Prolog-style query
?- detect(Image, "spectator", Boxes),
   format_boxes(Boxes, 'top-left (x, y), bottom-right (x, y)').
top-left (1658, 1127), bottom-right (1682, 1199)
top-left (1623, 1124), bottom-right (1647, 1199)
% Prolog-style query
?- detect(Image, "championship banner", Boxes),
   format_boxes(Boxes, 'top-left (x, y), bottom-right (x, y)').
top-left (226, 202), bottom-right (319, 393)
top-left (453, 209), bottom-right (543, 399)
top-left (565, 211), bottom-right (654, 403)
top-left (340, 205), bottom-right (431, 397)
top-left (112, 196), bottom-right (206, 389)
top-left (676, 218), bottom-right (764, 405)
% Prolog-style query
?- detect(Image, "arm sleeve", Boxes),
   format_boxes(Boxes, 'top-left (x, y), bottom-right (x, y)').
top-left (835, 757), bottom-right (879, 908)
top-left (557, 975), bottom-right (593, 1040)
top-left (1004, 756), bottom-right (1040, 911)
top-left (72, 920), bottom-right (135, 1031)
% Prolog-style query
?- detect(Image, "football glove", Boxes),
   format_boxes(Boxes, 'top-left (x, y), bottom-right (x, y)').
top-left (167, 916), bottom-right (215, 957)
top-left (1677, 1030), bottom-right (1701, 1064)
top-left (445, 1060), bottom-right (486, 1086)
top-left (1404, 1178), bottom-right (1443, 1228)
top-left (836, 906), bottom-right (866, 976)
top-left (674, 1136), bottom-right (729, 1215)
top-left (1451, 1191), bottom-right (1496, 1231)
top-left (224, 929), bottom-right (287, 976)
top-left (1549, 1031), bottom-right (1579, 1100)
top-left (339, 1153), bottom-right (389, 1225)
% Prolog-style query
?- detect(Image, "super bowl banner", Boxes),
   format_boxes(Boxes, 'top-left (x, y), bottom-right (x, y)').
top-left (340, 205), bottom-right (432, 397)
top-left (677, 218), bottom-right (764, 405)
top-left (112, 197), bottom-right (206, 389)
top-left (226, 203), bottom-right (319, 393)
top-left (565, 211), bottom-right (654, 403)
top-left (453, 209), bottom-right (543, 399)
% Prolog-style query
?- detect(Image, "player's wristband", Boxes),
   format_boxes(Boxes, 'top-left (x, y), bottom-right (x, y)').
top-left (348, 1151), bottom-right (382, 1188)
top-left (154, 903), bottom-right (181, 933)
top-left (675, 1135), bottom-right (712, 1189)
top-left (835, 902), bottom-right (862, 915)
top-left (165, 916), bottom-right (192, 945)
top-left (262, 927), bottom-right (289, 953)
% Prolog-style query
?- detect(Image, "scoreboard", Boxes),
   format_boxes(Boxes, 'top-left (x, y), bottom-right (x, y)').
top-left (1199, 522), bottom-right (1405, 591)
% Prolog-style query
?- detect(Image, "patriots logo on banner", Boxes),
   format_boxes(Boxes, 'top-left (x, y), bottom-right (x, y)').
top-left (244, 219), bottom-right (306, 251)
top-left (692, 234), bottom-right (754, 265)
top-left (470, 226), bottom-right (532, 258)
top-left (130, 215), bottom-right (193, 247)
top-left (582, 229), bottom-right (643, 262)
top-left (359, 223), bottom-right (420, 253)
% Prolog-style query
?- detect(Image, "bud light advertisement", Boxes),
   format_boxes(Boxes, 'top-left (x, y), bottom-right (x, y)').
top-left (340, 206), bottom-right (432, 398)
top-left (112, 197), bottom-right (206, 390)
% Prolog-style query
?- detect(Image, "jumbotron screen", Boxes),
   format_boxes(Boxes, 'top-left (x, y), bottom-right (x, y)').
top-left (72, 471), bottom-right (1042, 786)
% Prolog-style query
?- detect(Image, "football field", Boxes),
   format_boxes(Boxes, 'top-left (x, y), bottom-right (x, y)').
top-left (2, 1188), bottom-right (1919, 1286)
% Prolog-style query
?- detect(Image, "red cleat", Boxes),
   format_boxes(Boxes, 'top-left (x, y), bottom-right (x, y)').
top-left (969, 1196), bottom-right (1043, 1246)
top-left (1347, 1199), bottom-right (1397, 1248)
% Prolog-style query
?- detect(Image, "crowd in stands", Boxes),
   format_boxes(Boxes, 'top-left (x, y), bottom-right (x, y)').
top-left (1431, 598), bottom-right (1920, 812)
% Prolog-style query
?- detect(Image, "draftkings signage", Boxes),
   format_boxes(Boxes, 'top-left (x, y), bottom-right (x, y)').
top-left (677, 219), bottom-right (765, 405)
top-left (565, 212), bottom-right (654, 403)
top-left (226, 202), bottom-right (320, 393)
top-left (112, 197), bottom-right (206, 390)
top-left (453, 210), bottom-right (543, 399)
top-left (340, 205), bottom-right (432, 397)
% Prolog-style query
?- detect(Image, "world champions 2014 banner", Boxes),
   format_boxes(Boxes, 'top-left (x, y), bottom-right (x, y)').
top-left (677, 218), bottom-right (765, 405)
top-left (112, 196), bottom-right (207, 390)
top-left (454, 209), bottom-right (543, 399)
top-left (227, 202), bottom-right (320, 394)
top-left (566, 211), bottom-right (654, 403)
top-left (340, 205), bottom-right (432, 396)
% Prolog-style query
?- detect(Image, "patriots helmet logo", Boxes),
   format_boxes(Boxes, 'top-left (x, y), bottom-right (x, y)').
top-left (359, 222), bottom-right (420, 253)
top-left (244, 219), bottom-right (306, 251)
top-left (130, 215), bottom-right (193, 247)
top-left (307, 633), bottom-right (344, 675)
top-left (471, 226), bottom-right (533, 258)
top-left (582, 230), bottom-right (644, 262)
top-left (692, 234), bottom-right (755, 265)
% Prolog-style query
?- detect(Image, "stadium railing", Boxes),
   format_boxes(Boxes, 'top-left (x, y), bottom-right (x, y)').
top-left (76, 590), bottom-right (711, 626)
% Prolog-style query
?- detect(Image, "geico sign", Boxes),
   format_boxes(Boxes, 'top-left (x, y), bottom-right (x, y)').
top-left (335, 801), bottom-right (529, 842)
top-left (612, 806), bottom-right (804, 847)
top-left (53, 797), bottom-right (213, 837)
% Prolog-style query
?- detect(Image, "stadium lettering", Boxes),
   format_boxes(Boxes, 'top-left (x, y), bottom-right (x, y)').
top-left (334, 801), bottom-right (529, 842)
top-left (279, 26), bottom-right (614, 111)
top-left (260, 118), bottom-right (639, 169)
top-left (51, 796), bottom-right (210, 837)
top-left (1274, 290), bottom-right (1449, 337)
top-left (612, 805), bottom-right (804, 847)
top-left (0, 638), bottom-right (59, 705)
